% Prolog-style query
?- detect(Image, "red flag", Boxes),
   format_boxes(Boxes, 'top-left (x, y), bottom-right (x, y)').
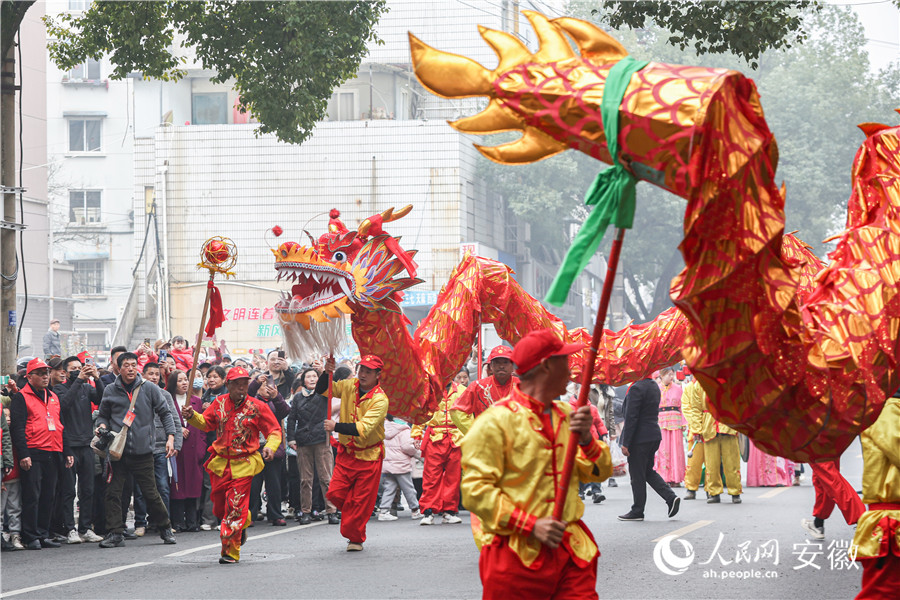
top-left (205, 281), bottom-right (225, 337)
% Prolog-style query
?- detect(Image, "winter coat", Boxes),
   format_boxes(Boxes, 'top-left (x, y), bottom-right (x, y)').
top-left (96, 374), bottom-right (176, 457)
top-left (153, 387), bottom-right (183, 454)
top-left (287, 388), bottom-right (329, 447)
top-left (382, 420), bottom-right (417, 475)
top-left (58, 375), bottom-right (106, 447)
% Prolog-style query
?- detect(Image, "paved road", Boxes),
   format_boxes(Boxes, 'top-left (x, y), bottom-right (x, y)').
top-left (1, 440), bottom-right (866, 599)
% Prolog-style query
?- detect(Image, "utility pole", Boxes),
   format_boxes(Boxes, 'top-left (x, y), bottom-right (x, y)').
top-left (1, 42), bottom-right (18, 372)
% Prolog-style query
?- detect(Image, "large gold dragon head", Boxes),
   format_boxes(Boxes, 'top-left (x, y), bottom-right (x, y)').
top-left (272, 207), bottom-right (422, 356)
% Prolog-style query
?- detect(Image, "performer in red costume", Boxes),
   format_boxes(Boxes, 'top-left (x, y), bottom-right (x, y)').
top-left (182, 367), bottom-right (281, 564)
top-left (450, 346), bottom-right (516, 434)
top-left (800, 458), bottom-right (865, 540)
top-left (323, 355), bottom-right (389, 552)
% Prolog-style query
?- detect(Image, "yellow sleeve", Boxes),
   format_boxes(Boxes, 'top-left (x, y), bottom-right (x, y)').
top-left (575, 439), bottom-right (613, 483)
top-left (868, 397), bottom-right (900, 469)
top-left (263, 431), bottom-right (282, 453)
top-left (681, 382), bottom-right (703, 436)
top-left (410, 424), bottom-right (424, 440)
top-left (187, 411), bottom-right (209, 431)
top-left (450, 409), bottom-right (474, 435)
top-left (460, 410), bottom-right (523, 536)
top-left (355, 393), bottom-right (388, 444)
top-left (332, 378), bottom-right (353, 399)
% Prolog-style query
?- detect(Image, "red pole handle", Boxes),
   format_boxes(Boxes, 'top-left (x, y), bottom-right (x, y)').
top-left (552, 228), bottom-right (626, 520)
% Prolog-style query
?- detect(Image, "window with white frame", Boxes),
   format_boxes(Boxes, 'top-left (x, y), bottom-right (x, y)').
top-left (68, 118), bottom-right (102, 152)
top-left (192, 92), bottom-right (228, 125)
top-left (331, 90), bottom-right (358, 121)
top-left (72, 261), bottom-right (104, 295)
top-left (69, 190), bottom-right (102, 224)
top-left (68, 58), bottom-right (101, 81)
top-left (68, 0), bottom-right (90, 11)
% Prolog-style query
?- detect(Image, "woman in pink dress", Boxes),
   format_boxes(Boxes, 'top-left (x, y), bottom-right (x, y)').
top-left (746, 440), bottom-right (793, 486)
top-left (654, 367), bottom-right (686, 485)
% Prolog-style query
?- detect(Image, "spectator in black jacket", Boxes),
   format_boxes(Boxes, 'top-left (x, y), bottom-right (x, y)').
top-left (9, 358), bottom-right (73, 549)
top-left (100, 346), bottom-right (128, 386)
top-left (51, 356), bottom-right (105, 544)
top-left (287, 368), bottom-right (337, 525)
top-left (617, 377), bottom-right (680, 522)
top-left (248, 374), bottom-right (290, 526)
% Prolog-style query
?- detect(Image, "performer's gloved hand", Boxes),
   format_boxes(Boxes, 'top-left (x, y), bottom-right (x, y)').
top-left (531, 517), bottom-right (566, 549)
top-left (569, 405), bottom-right (593, 445)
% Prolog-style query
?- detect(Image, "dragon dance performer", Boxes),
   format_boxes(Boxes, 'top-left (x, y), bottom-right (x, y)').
top-left (182, 367), bottom-right (282, 564)
top-left (322, 355), bottom-right (389, 552)
top-left (413, 380), bottom-right (464, 526)
top-left (461, 329), bottom-right (611, 599)
top-left (681, 380), bottom-right (742, 503)
top-left (450, 346), bottom-right (516, 434)
top-left (851, 391), bottom-right (899, 599)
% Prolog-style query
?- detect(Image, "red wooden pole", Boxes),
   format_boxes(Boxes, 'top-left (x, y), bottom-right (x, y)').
top-left (553, 228), bottom-right (626, 520)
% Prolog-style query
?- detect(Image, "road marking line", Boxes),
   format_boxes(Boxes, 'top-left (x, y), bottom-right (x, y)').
top-left (652, 519), bottom-right (714, 543)
top-left (164, 520), bottom-right (326, 557)
top-left (758, 487), bottom-right (791, 499)
top-left (0, 562), bottom-right (153, 598)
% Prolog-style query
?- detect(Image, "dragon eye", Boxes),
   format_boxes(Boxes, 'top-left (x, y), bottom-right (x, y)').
top-left (333, 251), bottom-right (348, 262)
top-left (281, 249), bottom-right (288, 258)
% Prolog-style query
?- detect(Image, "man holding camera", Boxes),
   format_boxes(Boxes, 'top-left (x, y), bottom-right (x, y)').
top-left (182, 366), bottom-right (282, 564)
top-left (95, 352), bottom-right (177, 548)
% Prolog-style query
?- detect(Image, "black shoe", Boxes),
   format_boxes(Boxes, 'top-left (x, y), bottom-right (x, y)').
top-left (219, 555), bottom-right (238, 564)
top-left (99, 533), bottom-right (125, 548)
top-left (40, 538), bottom-right (61, 548)
top-left (617, 512), bottom-right (644, 521)
top-left (684, 490), bottom-right (697, 500)
top-left (241, 529), bottom-right (247, 545)
top-left (298, 513), bottom-right (312, 525)
top-left (607, 479), bottom-right (618, 487)
top-left (593, 493), bottom-right (606, 504)
top-left (732, 495), bottom-right (742, 504)
top-left (50, 532), bottom-right (68, 543)
top-left (187, 525), bottom-right (201, 532)
top-left (328, 513), bottom-right (340, 525)
top-left (311, 511), bottom-right (324, 522)
top-left (707, 495), bottom-right (721, 504)
top-left (667, 497), bottom-right (681, 518)
top-left (123, 529), bottom-right (138, 540)
top-left (25, 539), bottom-right (42, 550)
top-left (159, 528), bottom-right (177, 545)
top-left (272, 518), bottom-right (286, 526)
top-left (1, 537), bottom-right (12, 552)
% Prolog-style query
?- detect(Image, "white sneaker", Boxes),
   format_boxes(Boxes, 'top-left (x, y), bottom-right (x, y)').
top-left (67, 530), bottom-right (82, 544)
top-left (200, 523), bottom-right (212, 531)
top-left (800, 518), bottom-right (825, 540)
top-left (419, 514), bottom-right (434, 526)
top-left (411, 509), bottom-right (423, 520)
top-left (134, 526), bottom-right (146, 537)
top-left (80, 530), bottom-right (103, 543)
top-left (377, 512), bottom-right (398, 521)
top-left (442, 513), bottom-right (462, 524)
top-left (10, 533), bottom-right (24, 550)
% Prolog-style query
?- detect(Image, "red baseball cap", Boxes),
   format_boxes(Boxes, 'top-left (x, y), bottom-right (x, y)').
top-left (225, 366), bottom-right (251, 382)
top-left (487, 345), bottom-right (513, 363)
top-left (77, 351), bottom-right (92, 364)
top-left (359, 355), bottom-right (384, 370)
top-left (511, 329), bottom-right (583, 375)
top-left (27, 358), bottom-right (51, 374)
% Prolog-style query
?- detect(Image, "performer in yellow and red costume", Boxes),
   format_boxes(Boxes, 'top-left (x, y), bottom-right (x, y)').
top-left (851, 390), bottom-right (900, 599)
top-left (461, 329), bottom-right (612, 599)
top-left (183, 366), bottom-right (281, 564)
top-left (323, 354), bottom-right (389, 552)
top-left (414, 380), bottom-right (464, 526)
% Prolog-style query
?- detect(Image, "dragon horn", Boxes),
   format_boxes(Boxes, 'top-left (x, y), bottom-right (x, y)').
top-left (358, 205), bottom-right (414, 237)
top-left (303, 229), bottom-right (317, 247)
top-left (478, 25), bottom-right (531, 73)
top-left (523, 10), bottom-right (575, 63)
top-left (475, 127), bottom-right (567, 164)
top-left (409, 32), bottom-right (492, 99)
top-left (552, 16), bottom-right (628, 63)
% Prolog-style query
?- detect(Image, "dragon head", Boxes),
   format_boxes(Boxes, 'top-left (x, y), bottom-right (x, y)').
top-left (272, 206), bottom-right (423, 356)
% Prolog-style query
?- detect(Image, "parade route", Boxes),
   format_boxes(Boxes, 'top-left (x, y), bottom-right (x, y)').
top-left (1, 439), bottom-right (865, 600)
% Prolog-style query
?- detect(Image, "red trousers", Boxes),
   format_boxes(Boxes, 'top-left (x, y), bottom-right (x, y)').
top-left (479, 536), bottom-right (598, 600)
top-left (856, 555), bottom-right (900, 600)
top-left (811, 460), bottom-right (864, 525)
top-left (419, 436), bottom-right (461, 513)
top-left (326, 447), bottom-right (383, 544)
top-left (210, 465), bottom-right (253, 561)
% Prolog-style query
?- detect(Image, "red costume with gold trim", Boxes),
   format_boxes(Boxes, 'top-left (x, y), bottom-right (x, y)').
top-left (187, 392), bottom-right (281, 562)
top-left (414, 383), bottom-right (464, 515)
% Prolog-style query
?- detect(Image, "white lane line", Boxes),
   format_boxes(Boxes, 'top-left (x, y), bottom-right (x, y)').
top-left (165, 520), bottom-right (326, 557)
top-left (758, 487), bottom-right (791, 499)
top-left (0, 562), bottom-right (153, 598)
top-left (651, 519), bottom-right (714, 543)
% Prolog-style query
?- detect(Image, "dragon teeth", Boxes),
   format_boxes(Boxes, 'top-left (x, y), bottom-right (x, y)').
top-left (338, 277), bottom-right (353, 299)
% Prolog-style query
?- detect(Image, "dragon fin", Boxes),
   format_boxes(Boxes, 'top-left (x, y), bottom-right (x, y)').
top-left (475, 126), bottom-right (567, 164)
top-left (523, 10), bottom-right (575, 63)
top-left (552, 16), bottom-right (628, 63)
top-left (409, 32), bottom-right (492, 99)
top-left (451, 100), bottom-right (524, 135)
top-left (858, 122), bottom-right (891, 138)
top-left (478, 25), bottom-right (532, 73)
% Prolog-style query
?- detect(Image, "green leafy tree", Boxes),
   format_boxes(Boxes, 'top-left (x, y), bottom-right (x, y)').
top-left (44, 0), bottom-right (388, 144)
top-left (480, 2), bottom-right (900, 322)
